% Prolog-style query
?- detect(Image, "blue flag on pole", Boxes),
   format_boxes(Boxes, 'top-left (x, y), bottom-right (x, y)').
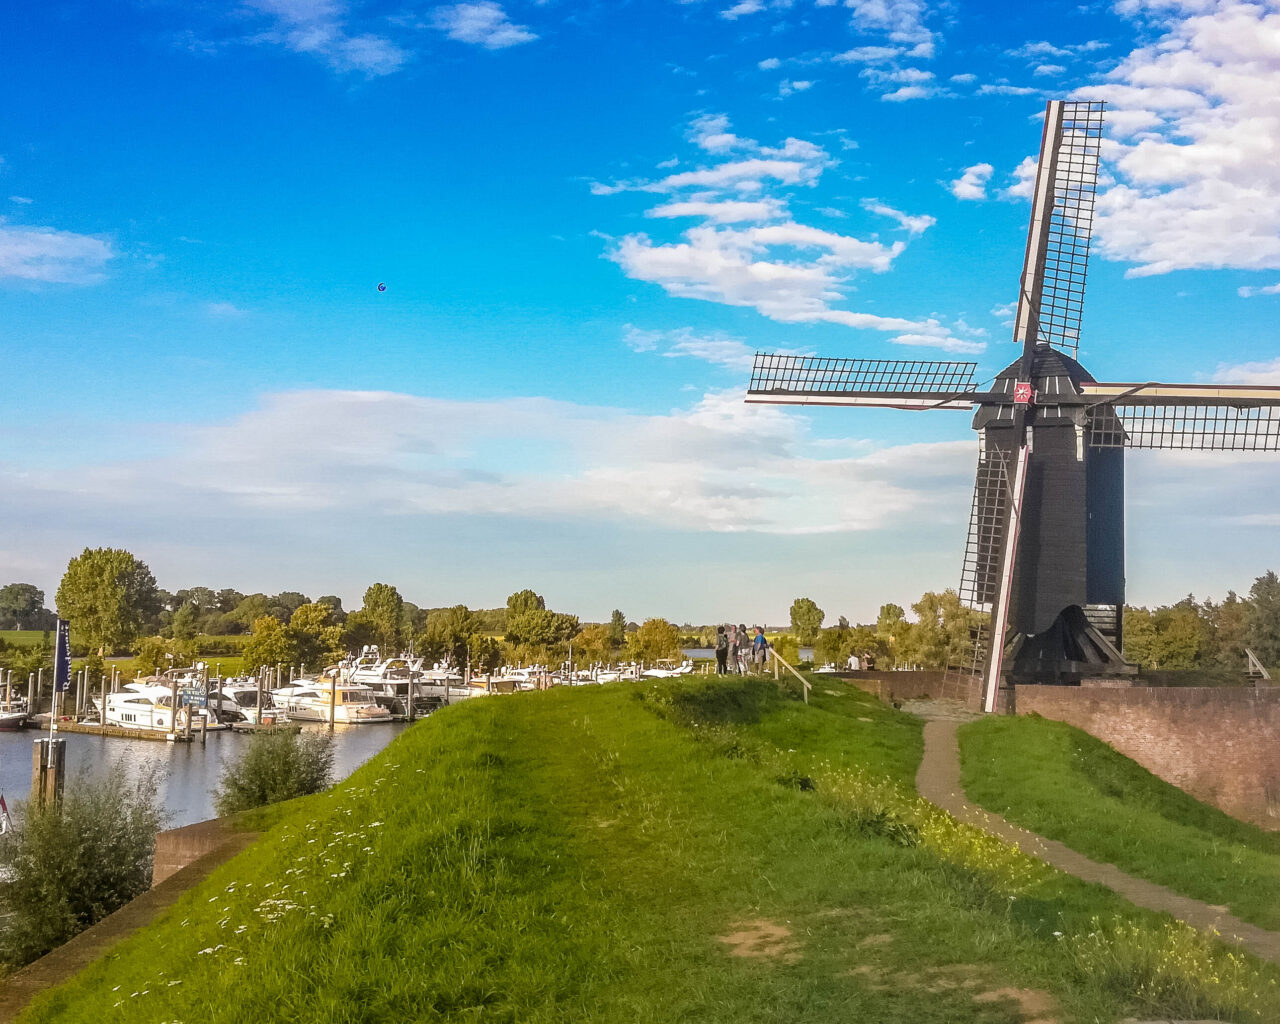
top-left (54, 619), bottom-right (71, 693)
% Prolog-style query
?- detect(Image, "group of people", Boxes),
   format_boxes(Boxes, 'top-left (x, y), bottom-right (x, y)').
top-left (714, 624), bottom-right (768, 675)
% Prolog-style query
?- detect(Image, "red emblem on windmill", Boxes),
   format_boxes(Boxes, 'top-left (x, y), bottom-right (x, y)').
top-left (1013, 381), bottom-right (1035, 405)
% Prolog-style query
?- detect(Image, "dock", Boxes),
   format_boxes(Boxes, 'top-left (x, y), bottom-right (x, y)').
top-left (52, 721), bottom-right (195, 742)
top-left (229, 722), bottom-right (301, 735)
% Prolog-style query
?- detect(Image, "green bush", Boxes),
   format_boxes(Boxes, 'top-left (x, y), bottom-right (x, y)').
top-left (0, 763), bottom-right (166, 969)
top-left (214, 730), bottom-right (334, 816)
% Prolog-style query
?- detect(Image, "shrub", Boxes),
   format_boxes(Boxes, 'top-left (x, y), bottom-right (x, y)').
top-left (0, 763), bottom-right (166, 969)
top-left (214, 730), bottom-right (334, 816)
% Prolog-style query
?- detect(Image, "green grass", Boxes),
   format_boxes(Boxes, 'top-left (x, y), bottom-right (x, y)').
top-left (0, 630), bottom-right (49, 648)
top-left (959, 715), bottom-right (1280, 930)
top-left (18, 678), bottom-right (1280, 1023)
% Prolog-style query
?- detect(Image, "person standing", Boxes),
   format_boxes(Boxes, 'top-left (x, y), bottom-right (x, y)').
top-left (736, 624), bottom-right (749, 674)
top-left (752, 626), bottom-right (768, 672)
top-left (715, 626), bottom-right (729, 674)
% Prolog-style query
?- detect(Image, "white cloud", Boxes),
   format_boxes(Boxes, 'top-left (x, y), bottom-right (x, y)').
top-left (949, 163), bottom-right (993, 200)
top-left (597, 114), bottom-right (970, 354)
top-left (990, 301), bottom-right (1016, 327)
top-left (432, 2), bottom-right (537, 49)
top-left (687, 114), bottom-right (747, 154)
top-left (758, 57), bottom-right (781, 70)
top-left (977, 83), bottom-right (1038, 96)
top-left (1077, 1), bottom-right (1280, 277)
top-left (1033, 63), bottom-right (1065, 76)
top-left (950, 72), bottom-right (977, 84)
top-left (843, 0), bottom-right (935, 51)
top-left (1213, 358), bottom-right (1280, 384)
top-left (890, 333), bottom-right (985, 354)
top-left (246, 0), bottom-right (408, 75)
top-left (8, 196), bottom-right (33, 205)
top-left (861, 199), bottom-right (936, 235)
top-left (0, 223), bottom-right (115, 284)
top-left (833, 45), bottom-right (902, 64)
top-left (778, 79), bottom-right (813, 97)
top-left (0, 388), bottom-right (976, 536)
top-left (206, 301), bottom-right (249, 317)
top-left (623, 325), bottom-right (762, 371)
top-left (1003, 156), bottom-right (1037, 200)
top-left (646, 198), bottom-right (787, 223)
top-left (881, 84), bottom-right (932, 102)
top-left (721, 0), bottom-right (764, 19)
top-left (1238, 282), bottom-right (1280, 298)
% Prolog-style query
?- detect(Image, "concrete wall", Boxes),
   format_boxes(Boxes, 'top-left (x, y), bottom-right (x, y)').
top-left (152, 818), bottom-right (241, 886)
top-left (1016, 685), bottom-right (1280, 829)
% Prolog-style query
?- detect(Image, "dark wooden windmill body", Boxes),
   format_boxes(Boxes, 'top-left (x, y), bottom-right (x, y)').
top-left (746, 100), bottom-right (1280, 711)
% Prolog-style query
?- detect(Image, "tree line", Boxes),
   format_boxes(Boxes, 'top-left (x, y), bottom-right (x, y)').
top-left (6, 547), bottom-right (1280, 679)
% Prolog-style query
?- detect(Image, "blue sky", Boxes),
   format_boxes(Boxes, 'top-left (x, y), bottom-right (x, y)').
top-left (3, 0), bottom-right (1280, 624)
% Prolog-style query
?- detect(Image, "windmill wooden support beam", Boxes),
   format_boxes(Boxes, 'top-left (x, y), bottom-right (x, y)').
top-left (744, 97), bottom-right (1280, 713)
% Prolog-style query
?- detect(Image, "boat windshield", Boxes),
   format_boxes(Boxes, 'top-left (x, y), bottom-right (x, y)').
top-left (340, 689), bottom-right (376, 703)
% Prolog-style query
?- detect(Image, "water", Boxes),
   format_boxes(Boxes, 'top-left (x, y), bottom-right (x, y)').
top-left (0, 722), bottom-right (408, 828)
top-left (681, 647), bottom-right (815, 661)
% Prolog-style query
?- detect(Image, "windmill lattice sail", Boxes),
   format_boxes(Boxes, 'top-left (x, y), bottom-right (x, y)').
top-left (1015, 100), bottom-right (1104, 359)
top-left (747, 354), bottom-right (979, 409)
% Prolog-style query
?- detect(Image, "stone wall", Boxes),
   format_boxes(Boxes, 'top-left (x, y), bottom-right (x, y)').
top-left (834, 670), bottom-right (981, 707)
top-left (1016, 685), bottom-right (1280, 829)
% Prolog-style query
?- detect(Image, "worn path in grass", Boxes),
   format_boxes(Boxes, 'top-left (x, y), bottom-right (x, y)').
top-left (917, 717), bottom-right (1280, 965)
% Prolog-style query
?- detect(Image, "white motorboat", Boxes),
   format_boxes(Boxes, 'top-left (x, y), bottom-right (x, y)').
top-left (270, 678), bottom-right (392, 724)
top-left (104, 685), bottom-right (225, 733)
top-left (641, 659), bottom-right (695, 679)
top-left (205, 680), bottom-right (288, 725)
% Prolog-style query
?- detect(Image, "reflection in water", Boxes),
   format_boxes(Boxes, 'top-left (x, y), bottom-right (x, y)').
top-left (0, 722), bottom-right (410, 829)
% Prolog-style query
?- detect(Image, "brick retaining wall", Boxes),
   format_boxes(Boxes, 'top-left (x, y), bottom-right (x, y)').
top-left (1016, 685), bottom-right (1280, 829)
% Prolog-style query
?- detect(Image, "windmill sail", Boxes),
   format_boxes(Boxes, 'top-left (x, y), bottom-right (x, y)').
top-left (1013, 100), bottom-right (1104, 358)
top-left (1081, 382), bottom-right (1280, 450)
top-left (747, 354), bottom-right (979, 409)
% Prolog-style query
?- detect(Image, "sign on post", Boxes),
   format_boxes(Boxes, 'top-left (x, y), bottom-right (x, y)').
top-left (54, 619), bottom-right (71, 693)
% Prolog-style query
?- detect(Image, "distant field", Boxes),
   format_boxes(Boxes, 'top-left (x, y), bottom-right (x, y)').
top-left (0, 630), bottom-right (49, 648)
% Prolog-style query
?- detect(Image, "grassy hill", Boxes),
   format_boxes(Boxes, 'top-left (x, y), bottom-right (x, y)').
top-left (17, 678), bottom-right (1280, 1023)
top-left (960, 714), bottom-right (1280, 930)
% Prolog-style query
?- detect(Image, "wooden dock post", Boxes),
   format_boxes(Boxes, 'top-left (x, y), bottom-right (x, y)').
top-left (31, 738), bottom-right (66, 807)
top-left (100, 672), bottom-right (107, 734)
top-left (35, 667), bottom-right (42, 709)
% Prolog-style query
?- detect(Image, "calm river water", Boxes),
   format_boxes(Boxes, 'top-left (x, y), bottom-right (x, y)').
top-left (0, 722), bottom-right (409, 828)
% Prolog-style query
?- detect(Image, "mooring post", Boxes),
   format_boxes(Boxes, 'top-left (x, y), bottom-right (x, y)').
top-left (329, 669), bottom-right (337, 727)
top-left (256, 668), bottom-right (265, 726)
top-left (31, 738), bottom-right (66, 807)
top-left (168, 674), bottom-right (179, 741)
top-left (100, 673), bottom-right (107, 734)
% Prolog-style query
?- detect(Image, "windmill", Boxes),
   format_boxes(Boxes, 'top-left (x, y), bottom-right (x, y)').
top-left (746, 99), bottom-right (1280, 712)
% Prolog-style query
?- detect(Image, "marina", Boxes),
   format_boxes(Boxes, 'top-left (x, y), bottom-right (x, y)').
top-left (0, 718), bottom-right (409, 828)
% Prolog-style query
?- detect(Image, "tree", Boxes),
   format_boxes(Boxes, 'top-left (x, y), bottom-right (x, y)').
top-left (1247, 571), bottom-right (1280, 668)
top-left (507, 589), bottom-right (545, 617)
top-left (272, 592), bottom-right (310, 619)
top-left (169, 603), bottom-right (199, 644)
top-left (230, 594), bottom-right (273, 627)
top-left (816, 624), bottom-right (852, 667)
top-left (242, 616), bottom-right (301, 673)
top-left (419, 605), bottom-right (477, 667)
top-left (575, 624), bottom-right (615, 666)
top-left (361, 583), bottom-right (405, 653)
top-left (215, 588), bottom-right (244, 613)
top-left (289, 603), bottom-right (346, 670)
top-left (316, 595), bottom-right (346, 623)
top-left (902, 590), bottom-right (980, 670)
top-left (627, 618), bottom-right (681, 663)
top-left (789, 597), bottom-right (825, 646)
top-left (1204, 591), bottom-right (1249, 671)
top-left (133, 636), bottom-right (176, 676)
top-left (55, 548), bottom-right (160, 655)
top-left (608, 609), bottom-right (627, 647)
top-left (0, 584), bottom-right (47, 630)
top-left (0, 764), bottom-right (166, 969)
